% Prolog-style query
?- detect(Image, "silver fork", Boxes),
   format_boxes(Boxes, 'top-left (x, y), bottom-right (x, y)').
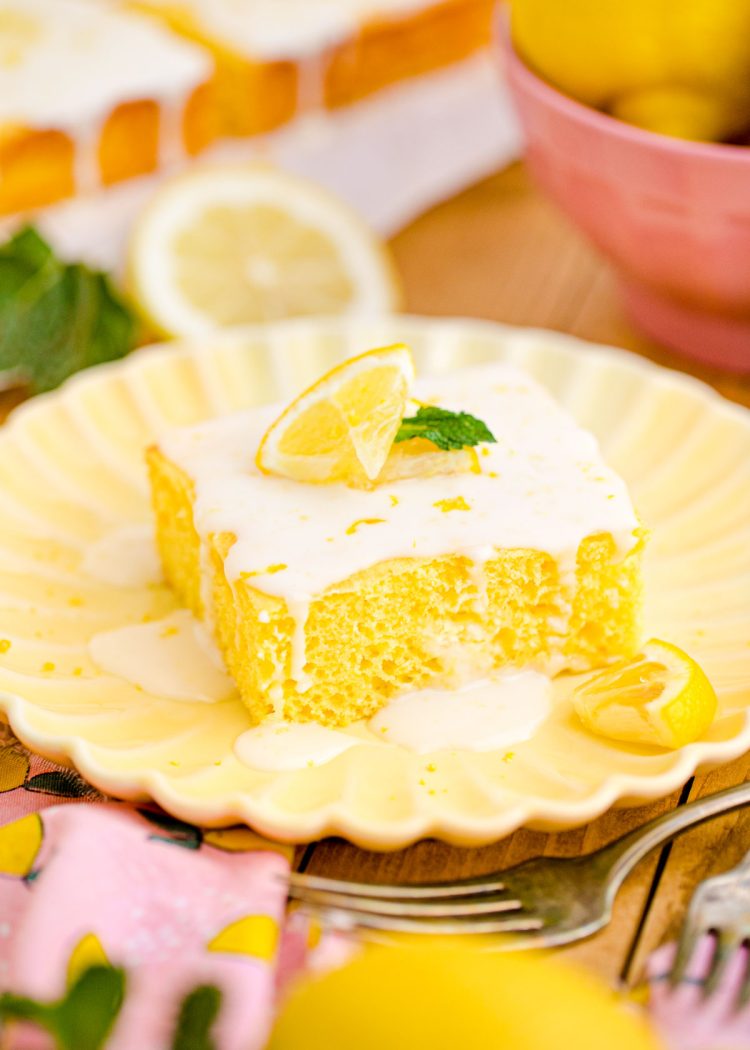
top-left (671, 847), bottom-right (750, 995)
top-left (289, 780), bottom-right (750, 949)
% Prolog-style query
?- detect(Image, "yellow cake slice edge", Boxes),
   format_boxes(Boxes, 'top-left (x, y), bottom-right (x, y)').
top-left (147, 445), bottom-right (646, 728)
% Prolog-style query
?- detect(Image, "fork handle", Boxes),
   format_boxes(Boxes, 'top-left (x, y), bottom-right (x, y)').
top-left (602, 779), bottom-right (750, 892)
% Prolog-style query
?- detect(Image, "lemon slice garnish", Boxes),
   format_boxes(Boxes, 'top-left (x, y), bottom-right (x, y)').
top-left (256, 344), bottom-right (414, 485)
top-left (573, 638), bottom-right (717, 749)
top-left (128, 165), bottom-right (401, 337)
top-left (375, 439), bottom-right (480, 485)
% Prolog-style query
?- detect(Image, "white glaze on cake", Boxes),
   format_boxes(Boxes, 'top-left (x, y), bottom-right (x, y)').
top-left (140, 0), bottom-right (445, 60)
top-left (369, 669), bottom-right (550, 753)
top-left (0, 0), bottom-right (210, 131)
top-left (161, 361), bottom-right (640, 605)
top-left (233, 669), bottom-right (551, 769)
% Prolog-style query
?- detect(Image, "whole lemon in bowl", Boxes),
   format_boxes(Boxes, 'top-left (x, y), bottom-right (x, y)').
top-left (511, 0), bottom-right (750, 141)
top-left (268, 940), bottom-right (662, 1050)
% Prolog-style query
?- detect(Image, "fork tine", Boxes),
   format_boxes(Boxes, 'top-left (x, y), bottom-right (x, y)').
top-left (737, 949), bottom-right (750, 1007)
top-left (704, 930), bottom-right (744, 998)
top-left (314, 907), bottom-right (545, 937)
top-left (287, 888), bottom-right (522, 918)
top-left (288, 872), bottom-right (508, 900)
top-left (670, 916), bottom-right (706, 986)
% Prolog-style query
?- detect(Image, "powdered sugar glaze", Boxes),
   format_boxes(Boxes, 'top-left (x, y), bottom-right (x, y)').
top-left (160, 362), bottom-right (640, 604)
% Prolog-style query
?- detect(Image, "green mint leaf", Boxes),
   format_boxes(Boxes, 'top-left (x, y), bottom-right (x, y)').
top-left (53, 966), bottom-right (126, 1050)
top-left (395, 405), bottom-right (497, 451)
top-left (0, 226), bottom-right (138, 394)
top-left (0, 226), bottom-right (54, 270)
top-left (171, 985), bottom-right (222, 1050)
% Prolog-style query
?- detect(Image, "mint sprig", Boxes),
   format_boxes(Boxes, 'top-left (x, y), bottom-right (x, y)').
top-left (395, 405), bottom-right (496, 451)
top-left (0, 226), bottom-right (138, 394)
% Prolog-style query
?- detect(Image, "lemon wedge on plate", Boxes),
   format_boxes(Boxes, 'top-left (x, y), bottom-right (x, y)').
top-left (573, 638), bottom-right (717, 749)
top-left (256, 344), bottom-right (414, 485)
top-left (128, 165), bottom-right (401, 337)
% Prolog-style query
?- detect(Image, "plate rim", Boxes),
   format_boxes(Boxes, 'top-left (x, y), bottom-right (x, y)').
top-left (1, 314), bottom-right (749, 849)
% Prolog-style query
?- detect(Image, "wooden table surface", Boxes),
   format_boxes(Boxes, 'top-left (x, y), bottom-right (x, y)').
top-left (1, 161), bottom-right (748, 990)
top-left (299, 162), bottom-right (750, 988)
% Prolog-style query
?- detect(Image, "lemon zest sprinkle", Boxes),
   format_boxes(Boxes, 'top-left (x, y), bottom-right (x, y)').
top-left (346, 518), bottom-right (386, 536)
top-left (433, 496), bottom-right (470, 513)
top-left (244, 563), bottom-right (287, 578)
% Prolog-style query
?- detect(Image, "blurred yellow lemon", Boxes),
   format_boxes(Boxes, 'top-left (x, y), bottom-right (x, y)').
top-left (256, 345), bottom-right (414, 485)
top-left (268, 941), bottom-right (662, 1050)
top-left (511, 0), bottom-right (750, 140)
top-left (573, 638), bottom-right (717, 749)
top-left (128, 165), bottom-right (401, 337)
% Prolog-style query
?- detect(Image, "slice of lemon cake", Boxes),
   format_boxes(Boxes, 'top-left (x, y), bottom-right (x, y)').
top-left (147, 347), bottom-right (645, 727)
top-left (0, 0), bottom-right (215, 216)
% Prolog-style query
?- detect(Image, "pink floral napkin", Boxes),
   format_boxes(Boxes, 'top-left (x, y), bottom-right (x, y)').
top-left (2, 722), bottom-right (748, 1049)
top-left (0, 723), bottom-right (352, 1050)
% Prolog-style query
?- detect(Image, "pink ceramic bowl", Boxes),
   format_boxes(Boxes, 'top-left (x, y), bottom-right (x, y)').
top-left (500, 24), bottom-right (750, 372)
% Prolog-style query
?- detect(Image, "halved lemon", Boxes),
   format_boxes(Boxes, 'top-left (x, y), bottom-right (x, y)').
top-left (128, 165), bottom-right (401, 337)
top-left (573, 638), bottom-right (717, 750)
top-left (256, 344), bottom-right (415, 485)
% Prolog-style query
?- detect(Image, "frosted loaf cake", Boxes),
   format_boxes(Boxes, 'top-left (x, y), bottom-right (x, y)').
top-left (1, 0), bottom-right (495, 214)
top-left (0, 0), bottom-right (214, 215)
top-left (133, 0), bottom-right (495, 127)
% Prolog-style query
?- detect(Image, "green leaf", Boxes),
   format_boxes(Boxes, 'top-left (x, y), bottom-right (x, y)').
top-left (0, 226), bottom-right (138, 394)
top-left (0, 966), bottom-right (125, 1050)
top-left (395, 406), bottom-right (497, 451)
top-left (53, 966), bottom-right (126, 1050)
top-left (138, 807), bottom-right (203, 849)
top-left (0, 990), bottom-right (52, 1029)
top-left (0, 226), bottom-right (54, 270)
top-left (171, 985), bottom-right (222, 1050)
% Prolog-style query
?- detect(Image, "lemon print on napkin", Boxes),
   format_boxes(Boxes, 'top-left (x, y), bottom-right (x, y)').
top-left (67, 933), bottom-right (110, 989)
top-left (0, 745), bottom-right (29, 793)
top-left (207, 915), bottom-right (279, 963)
top-left (0, 812), bottom-right (42, 878)
top-left (203, 827), bottom-right (294, 861)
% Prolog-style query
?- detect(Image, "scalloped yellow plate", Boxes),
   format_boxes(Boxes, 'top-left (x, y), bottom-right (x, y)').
top-left (0, 317), bottom-right (748, 849)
